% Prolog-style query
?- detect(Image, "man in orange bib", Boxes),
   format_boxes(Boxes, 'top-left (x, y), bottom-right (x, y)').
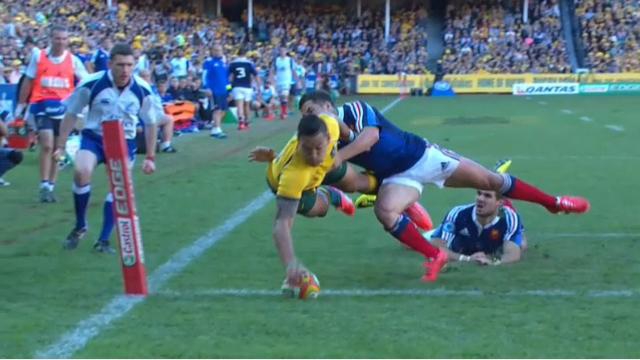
top-left (15, 25), bottom-right (87, 202)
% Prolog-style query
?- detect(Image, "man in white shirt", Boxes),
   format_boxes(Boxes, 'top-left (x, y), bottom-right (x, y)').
top-left (170, 48), bottom-right (190, 79)
top-left (54, 43), bottom-right (161, 253)
top-left (272, 46), bottom-right (298, 120)
top-left (15, 25), bottom-right (87, 202)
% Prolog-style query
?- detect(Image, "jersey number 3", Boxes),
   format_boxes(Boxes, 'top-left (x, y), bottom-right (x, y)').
top-left (236, 67), bottom-right (246, 79)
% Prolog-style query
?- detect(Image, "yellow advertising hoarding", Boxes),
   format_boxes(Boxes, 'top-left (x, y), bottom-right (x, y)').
top-left (442, 73), bottom-right (640, 94)
top-left (357, 74), bottom-right (435, 94)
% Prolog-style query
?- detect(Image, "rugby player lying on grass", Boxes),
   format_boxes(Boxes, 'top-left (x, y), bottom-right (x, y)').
top-left (429, 189), bottom-right (526, 266)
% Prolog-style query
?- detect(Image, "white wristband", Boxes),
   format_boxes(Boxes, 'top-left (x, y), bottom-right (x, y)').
top-left (458, 254), bottom-right (471, 262)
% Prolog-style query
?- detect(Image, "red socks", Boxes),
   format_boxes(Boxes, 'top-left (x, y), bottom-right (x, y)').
top-left (503, 175), bottom-right (557, 211)
top-left (389, 214), bottom-right (439, 259)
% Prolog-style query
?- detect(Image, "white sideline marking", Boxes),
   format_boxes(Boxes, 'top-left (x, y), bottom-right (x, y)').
top-left (561, 109), bottom-right (573, 114)
top-left (605, 125), bottom-right (624, 132)
top-left (380, 96), bottom-right (404, 113)
top-left (158, 288), bottom-right (639, 299)
top-left (579, 116), bottom-right (593, 122)
top-left (36, 97), bottom-right (406, 358)
top-left (538, 101), bottom-right (547, 105)
top-left (36, 191), bottom-right (273, 358)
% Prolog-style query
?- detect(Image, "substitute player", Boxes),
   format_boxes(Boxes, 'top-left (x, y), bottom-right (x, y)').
top-left (55, 43), bottom-right (161, 253)
top-left (273, 46), bottom-right (298, 120)
top-left (229, 48), bottom-right (259, 131)
top-left (15, 25), bottom-right (87, 202)
top-left (251, 80), bottom-right (278, 120)
top-left (202, 44), bottom-right (229, 139)
top-left (300, 91), bottom-right (590, 282)
top-left (249, 114), bottom-right (355, 288)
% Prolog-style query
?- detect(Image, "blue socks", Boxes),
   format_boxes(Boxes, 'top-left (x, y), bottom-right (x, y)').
top-left (72, 183), bottom-right (91, 230)
top-left (98, 193), bottom-right (115, 244)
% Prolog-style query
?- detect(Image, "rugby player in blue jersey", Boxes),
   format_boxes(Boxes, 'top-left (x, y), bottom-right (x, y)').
top-left (429, 188), bottom-right (526, 266)
top-left (299, 91), bottom-right (589, 282)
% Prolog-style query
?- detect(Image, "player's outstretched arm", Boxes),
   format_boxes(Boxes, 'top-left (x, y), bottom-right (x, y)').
top-left (248, 146), bottom-right (276, 162)
top-left (337, 126), bottom-right (380, 162)
top-left (431, 237), bottom-right (472, 262)
top-left (273, 196), bottom-right (305, 285)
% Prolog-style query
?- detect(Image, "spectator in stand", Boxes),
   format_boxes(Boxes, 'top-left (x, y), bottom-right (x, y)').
top-left (443, 0), bottom-right (571, 74)
top-left (576, 0), bottom-right (639, 73)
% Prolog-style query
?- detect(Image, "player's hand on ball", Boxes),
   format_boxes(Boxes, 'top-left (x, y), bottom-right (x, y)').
top-left (142, 158), bottom-right (156, 174)
top-left (282, 264), bottom-right (321, 300)
top-left (249, 147), bottom-right (276, 163)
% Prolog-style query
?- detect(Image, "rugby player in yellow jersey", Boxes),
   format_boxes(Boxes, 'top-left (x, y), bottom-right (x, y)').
top-left (249, 113), bottom-right (359, 287)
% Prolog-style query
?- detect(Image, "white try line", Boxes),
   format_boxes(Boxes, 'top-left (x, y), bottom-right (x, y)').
top-left (536, 233), bottom-right (640, 239)
top-left (157, 287), bottom-right (639, 299)
top-left (605, 124), bottom-right (625, 132)
top-left (561, 109), bottom-right (574, 115)
top-left (472, 154), bottom-right (640, 161)
top-left (35, 97), bottom-right (407, 359)
top-left (579, 116), bottom-right (593, 122)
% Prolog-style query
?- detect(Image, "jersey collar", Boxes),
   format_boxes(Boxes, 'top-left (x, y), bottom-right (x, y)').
top-left (337, 106), bottom-right (344, 122)
top-left (471, 205), bottom-right (500, 231)
top-left (107, 70), bottom-right (133, 91)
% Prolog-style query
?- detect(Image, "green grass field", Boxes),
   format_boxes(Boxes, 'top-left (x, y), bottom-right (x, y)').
top-left (1, 95), bottom-right (639, 358)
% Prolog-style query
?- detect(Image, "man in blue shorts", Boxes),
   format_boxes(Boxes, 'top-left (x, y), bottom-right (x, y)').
top-left (55, 43), bottom-right (161, 253)
top-left (202, 44), bottom-right (229, 139)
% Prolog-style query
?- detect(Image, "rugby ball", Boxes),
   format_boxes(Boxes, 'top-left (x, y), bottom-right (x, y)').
top-left (281, 272), bottom-right (321, 300)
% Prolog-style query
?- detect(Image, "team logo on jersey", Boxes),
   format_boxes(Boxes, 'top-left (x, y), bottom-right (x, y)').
top-left (490, 229), bottom-right (501, 241)
top-left (459, 228), bottom-right (470, 237)
top-left (443, 222), bottom-right (455, 233)
top-left (440, 161), bottom-right (450, 171)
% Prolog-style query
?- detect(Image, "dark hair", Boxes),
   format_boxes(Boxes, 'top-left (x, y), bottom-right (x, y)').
top-left (297, 115), bottom-right (328, 139)
top-left (298, 90), bottom-right (334, 110)
top-left (110, 43), bottom-right (134, 59)
top-left (49, 24), bottom-right (67, 36)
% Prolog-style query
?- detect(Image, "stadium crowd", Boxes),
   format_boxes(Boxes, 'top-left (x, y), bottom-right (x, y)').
top-left (576, 0), bottom-right (640, 73)
top-left (441, 0), bottom-right (571, 74)
top-left (249, 3), bottom-right (430, 84)
top-left (0, 0), bottom-right (430, 93)
top-left (1, 0), bottom-right (638, 85)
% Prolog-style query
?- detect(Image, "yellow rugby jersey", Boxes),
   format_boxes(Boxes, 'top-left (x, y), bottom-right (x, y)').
top-left (267, 114), bottom-right (340, 200)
